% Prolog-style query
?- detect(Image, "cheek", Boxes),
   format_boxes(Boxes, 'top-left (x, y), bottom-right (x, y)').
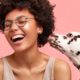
top-left (22, 26), bottom-right (38, 43)
top-left (4, 32), bottom-right (11, 42)
top-left (23, 23), bottom-right (39, 35)
top-left (4, 32), bottom-right (9, 39)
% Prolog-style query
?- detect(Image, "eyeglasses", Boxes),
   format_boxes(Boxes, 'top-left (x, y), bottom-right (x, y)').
top-left (4, 16), bottom-right (34, 31)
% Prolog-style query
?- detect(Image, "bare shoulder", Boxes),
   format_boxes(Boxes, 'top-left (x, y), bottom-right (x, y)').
top-left (54, 58), bottom-right (70, 71)
top-left (54, 58), bottom-right (71, 80)
top-left (0, 59), bottom-right (3, 80)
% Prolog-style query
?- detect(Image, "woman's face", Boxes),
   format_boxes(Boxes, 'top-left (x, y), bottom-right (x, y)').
top-left (4, 9), bottom-right (43, 52)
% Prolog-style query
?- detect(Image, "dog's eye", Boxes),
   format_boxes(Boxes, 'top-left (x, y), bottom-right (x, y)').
top-left (66, 33), bottom-right (73, 37)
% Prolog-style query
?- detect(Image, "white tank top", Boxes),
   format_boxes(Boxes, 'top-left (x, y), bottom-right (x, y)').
top-left (3, 57), bottom-right (55, 80)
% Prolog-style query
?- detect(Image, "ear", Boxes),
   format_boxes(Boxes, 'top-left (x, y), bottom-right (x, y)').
top-left (37, 26), bottom-right (43, 34)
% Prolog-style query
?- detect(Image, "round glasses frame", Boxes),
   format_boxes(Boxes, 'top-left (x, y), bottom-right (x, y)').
top-left (3, 16), bottom-right (34, 31)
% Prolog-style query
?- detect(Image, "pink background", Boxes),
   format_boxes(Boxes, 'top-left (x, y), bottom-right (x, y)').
top-left (0, 0), bottom-right (80, 79)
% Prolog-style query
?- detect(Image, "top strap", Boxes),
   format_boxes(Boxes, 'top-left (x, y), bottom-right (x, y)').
top-left (43, 57), bottom-right (55, 80)
top-left (3, 58), bottom-right (16, 80)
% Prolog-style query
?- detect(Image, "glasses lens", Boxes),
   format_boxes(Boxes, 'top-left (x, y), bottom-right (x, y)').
top-left (16, 16), bottom-right (27, 27)
top-left (4, 20), bottom-right (12, 30)
top-left (3, 16), bottom-right (33, 31)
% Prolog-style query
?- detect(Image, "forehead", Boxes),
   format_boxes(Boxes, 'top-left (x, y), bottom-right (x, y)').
top-left (5, 9), bottom-right (34, 20)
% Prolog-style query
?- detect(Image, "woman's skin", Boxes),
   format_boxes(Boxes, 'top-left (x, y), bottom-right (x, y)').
top-left (0, 9), bottom-right (71, 80)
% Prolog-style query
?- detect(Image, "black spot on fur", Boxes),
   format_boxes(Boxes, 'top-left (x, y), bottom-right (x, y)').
top-left (67, 35), bottom-right (80, 44)
top-left (63, 36), bottom-right (67, 39)
top-left (70, 50), bottom-right (74, 53)
top-left (76, 51), bottom-right (80, 55)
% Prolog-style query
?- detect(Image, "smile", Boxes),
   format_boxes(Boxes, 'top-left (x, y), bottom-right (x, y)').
top-left (11, 34), bottom-right (25, 43)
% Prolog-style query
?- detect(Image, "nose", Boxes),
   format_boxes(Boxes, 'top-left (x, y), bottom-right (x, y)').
top-left (10, 22), bottom-right (19, 31)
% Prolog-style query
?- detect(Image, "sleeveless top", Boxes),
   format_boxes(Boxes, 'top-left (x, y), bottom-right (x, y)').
top-left (3, 57), bottom-right (55, 80)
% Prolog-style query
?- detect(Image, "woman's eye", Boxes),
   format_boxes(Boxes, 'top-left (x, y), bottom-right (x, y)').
top-left (5, 21), bottom-right (12, 27)
top-left (5, 23), bottom-right (11, 28)
top-left (6, 25), bottom-right (10, 27)
top-left (18, 21), bottom-right (27, 24)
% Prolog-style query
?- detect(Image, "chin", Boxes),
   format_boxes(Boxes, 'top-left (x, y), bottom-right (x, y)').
top-left (13, 45), bottom-right (31, 53)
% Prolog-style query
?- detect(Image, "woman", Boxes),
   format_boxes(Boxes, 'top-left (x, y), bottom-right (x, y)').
top-left (0, 0), bottom-right (71, 80)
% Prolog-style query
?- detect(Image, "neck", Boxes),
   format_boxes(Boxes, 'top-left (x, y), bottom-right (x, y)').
top-left (7, 45), bottom-right (44, 69)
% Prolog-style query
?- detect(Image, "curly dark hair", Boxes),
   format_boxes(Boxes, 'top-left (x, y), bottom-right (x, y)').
top-left (0, 0), bottom-right (55, 47)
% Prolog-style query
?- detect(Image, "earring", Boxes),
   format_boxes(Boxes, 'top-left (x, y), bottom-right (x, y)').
top-left (38, 30), bottom-right (42, 34)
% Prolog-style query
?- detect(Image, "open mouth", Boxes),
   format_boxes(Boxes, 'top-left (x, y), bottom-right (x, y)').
top-left (11, 34), bottom-right (25, 43)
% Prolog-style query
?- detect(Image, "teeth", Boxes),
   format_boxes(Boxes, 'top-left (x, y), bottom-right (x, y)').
top-left (11, 34), bottom-right (24, 42)
top-left (12, 35), bottom-right (24, 40)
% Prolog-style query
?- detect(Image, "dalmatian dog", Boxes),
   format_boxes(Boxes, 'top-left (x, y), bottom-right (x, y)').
top-left (48, 32), bottom-right (80, 70)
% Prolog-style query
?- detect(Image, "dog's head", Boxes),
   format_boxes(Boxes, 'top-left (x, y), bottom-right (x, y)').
top-left (48, 32), bottom-right (80, 69)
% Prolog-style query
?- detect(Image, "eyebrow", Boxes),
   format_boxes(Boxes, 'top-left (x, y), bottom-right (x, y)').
top-left (5, 20), bottom-right (13, 22)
